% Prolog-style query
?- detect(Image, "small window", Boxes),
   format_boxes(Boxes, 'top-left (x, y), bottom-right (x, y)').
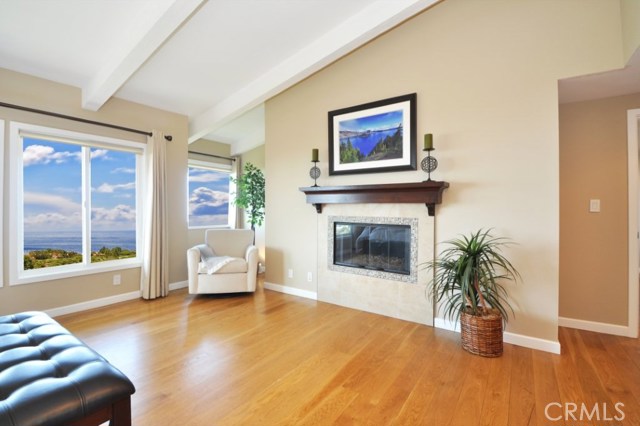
top-left (9, 122), bottom-right (145, 284)
top-left (188, 160), bottom-right (233, 228)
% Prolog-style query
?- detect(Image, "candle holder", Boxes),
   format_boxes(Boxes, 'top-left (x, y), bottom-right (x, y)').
top-left (309, 160), bottom-right (321, 187)
top-left (421, 148), bottom-right (438, 181)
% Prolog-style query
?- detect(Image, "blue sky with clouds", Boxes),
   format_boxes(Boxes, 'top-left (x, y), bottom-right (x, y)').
top-left (188, 167), bottom-right (229, 227)
top-left (23, 138), bottom-right (137, 233)
top-left (340, 109), bottom-right (403, 132)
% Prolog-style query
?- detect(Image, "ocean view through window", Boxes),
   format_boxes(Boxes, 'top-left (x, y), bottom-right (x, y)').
top-left (10, 121), bottom-right (144, 283)
top-left (24, 230), bottom-right (136, 253)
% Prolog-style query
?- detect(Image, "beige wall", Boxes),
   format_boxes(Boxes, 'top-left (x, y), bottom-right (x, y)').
top-left (0, 68), bottom-right (189, 315)
top-left (189, 138), bottom-right (232, 159)
top-left (621, 0), bottom-right (640, 63)
top-left (559, 93), bottom-right (640, 325)
top-left (265, 0), bottom-right (624, 343)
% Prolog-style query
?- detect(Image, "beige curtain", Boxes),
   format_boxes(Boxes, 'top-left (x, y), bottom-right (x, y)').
top-left (141, 131), bottom-right (168, 299)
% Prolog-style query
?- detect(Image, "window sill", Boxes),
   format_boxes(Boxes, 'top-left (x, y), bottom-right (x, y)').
top-left (11, 258), bottom-right (142, 286)
top-left (188, 225), bottom-right (232, 230)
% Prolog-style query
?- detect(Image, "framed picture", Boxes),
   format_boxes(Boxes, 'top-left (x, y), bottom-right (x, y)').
top-left (328, 93), bottom-right (416, 175)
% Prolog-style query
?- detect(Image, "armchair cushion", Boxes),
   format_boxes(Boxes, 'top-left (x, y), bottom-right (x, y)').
top-left (195, 243), bottom-right (217, 260)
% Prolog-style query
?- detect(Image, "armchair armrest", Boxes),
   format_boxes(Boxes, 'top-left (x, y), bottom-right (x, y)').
top-left (187, 246), bottom-right (201, 293)
top-left (245, 245), bottom-right (259, 289)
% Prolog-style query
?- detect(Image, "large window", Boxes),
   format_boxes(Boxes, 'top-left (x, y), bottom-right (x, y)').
top-left (188, 160), bottom-right (234, 228)
top-left (9, 122), bottom-right (145, 284)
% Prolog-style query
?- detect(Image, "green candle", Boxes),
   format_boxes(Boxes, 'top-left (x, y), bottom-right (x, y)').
top-left (424, 134), bottom-right (433, 150)
top-left (312, 148), bottom-right (319, 162)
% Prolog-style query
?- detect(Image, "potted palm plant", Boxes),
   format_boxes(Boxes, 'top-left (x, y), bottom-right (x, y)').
top-left (425, 229), bottom-right (520, 357)
top-left (230, 162), bottom-right (265, 232)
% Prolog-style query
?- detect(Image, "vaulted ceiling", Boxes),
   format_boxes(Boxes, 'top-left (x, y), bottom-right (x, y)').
top-left (0, 0), bottom-right (440, 153)
top-left (2, 0), bottom-right (639, 155)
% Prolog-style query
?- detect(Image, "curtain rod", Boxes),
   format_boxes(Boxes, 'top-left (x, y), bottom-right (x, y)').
top-left (0, 101), bottom-right (173, 141)
top-left (188, 150), bottom-right (236, 162)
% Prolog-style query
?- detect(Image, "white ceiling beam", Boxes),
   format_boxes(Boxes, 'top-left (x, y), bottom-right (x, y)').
top-left (82, 0), bottom-right (205, 111)
top-left (189, 0), bottom-right (442, 143)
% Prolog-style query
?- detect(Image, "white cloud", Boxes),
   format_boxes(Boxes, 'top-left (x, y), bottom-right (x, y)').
top-left (189, 171), bottom-right (227, 183)
top-left (92, 205), bottom-right (136, 225)
top-left (112, 167), bottom-right (135, 174)
top-left (23, 145), bottom-right (53, 166)
top-left (22, 203), bottom-right (135, 231)
top-left (24, 211), bottom-right (82, 228)
top-left (91, 149), bottom-right (108, 159)
top-left (95, 182), bottom-right (136, 193)
top-left (23, 144), bottom-right (79, 166)
top-left (189, 187), bottom-right (229, 215)
top-left (24, 192), bottom-right (81, 214)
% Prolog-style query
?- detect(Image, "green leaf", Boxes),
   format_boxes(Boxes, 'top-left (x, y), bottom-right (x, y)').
top-left (230, 162), bottom-right (265, 230)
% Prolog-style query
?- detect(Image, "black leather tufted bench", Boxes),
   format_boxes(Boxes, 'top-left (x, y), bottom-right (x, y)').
top-left (0, 311), bottom-right (135, 426)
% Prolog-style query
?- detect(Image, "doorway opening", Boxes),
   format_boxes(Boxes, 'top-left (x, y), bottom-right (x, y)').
top-left (627, 108), bottom-right (640, 338)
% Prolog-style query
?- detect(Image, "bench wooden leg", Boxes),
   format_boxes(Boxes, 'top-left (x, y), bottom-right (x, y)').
top-left (110, 396), bottom-right (132, 426)
top-left (67, 396), bottom-right (132, 426)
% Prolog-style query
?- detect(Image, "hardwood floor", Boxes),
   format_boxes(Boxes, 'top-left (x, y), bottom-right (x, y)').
top-left (57, 285), bottom-right (640, 425)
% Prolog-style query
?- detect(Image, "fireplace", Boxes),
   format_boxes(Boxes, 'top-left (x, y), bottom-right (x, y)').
top-left (328, 216), bottom-right (418, 283)
top-left (334, 222), bottom-right (411, 274)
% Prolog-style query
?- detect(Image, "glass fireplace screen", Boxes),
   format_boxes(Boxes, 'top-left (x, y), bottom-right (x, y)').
top-left (333, 222), bottom-right (411, 275)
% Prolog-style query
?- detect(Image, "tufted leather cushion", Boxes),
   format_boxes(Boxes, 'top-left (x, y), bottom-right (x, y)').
top-left (0, 311), bottom-right (135, 426)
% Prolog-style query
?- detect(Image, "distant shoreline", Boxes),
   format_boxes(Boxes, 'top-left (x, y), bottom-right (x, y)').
top-left (24, 229), bottom-right (136, 254)
top-left (23, 246), bottom-right (136, 270)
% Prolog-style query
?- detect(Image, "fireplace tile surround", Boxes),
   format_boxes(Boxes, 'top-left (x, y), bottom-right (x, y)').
top-left (317, 203), bottom-right (434, 326)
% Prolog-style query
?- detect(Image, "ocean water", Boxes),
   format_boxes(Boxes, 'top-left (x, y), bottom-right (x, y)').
top-left (340, 128), bottom-right (399, 157)
top-left (24, 230), bottom-right (136, 254)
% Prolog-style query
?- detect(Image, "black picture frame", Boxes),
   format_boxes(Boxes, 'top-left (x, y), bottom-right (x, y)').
top-left (328, 93), bottom-right (416, 176)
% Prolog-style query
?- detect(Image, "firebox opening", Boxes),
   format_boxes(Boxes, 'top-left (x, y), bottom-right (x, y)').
top-left (333, 222), bottom-right (411, 275)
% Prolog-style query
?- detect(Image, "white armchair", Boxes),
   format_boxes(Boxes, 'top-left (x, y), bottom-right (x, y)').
top-left (187, 229), bottom-right (259, 294)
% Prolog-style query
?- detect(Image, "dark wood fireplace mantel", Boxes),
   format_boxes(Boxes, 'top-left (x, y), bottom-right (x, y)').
top-left (299, 181), bottom-right (449, 216)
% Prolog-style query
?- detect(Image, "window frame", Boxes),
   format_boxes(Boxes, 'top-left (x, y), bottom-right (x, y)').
top-left (187, 158), bottom-right (235, 230)
top-left (9, 121), bottom-right (146, 286)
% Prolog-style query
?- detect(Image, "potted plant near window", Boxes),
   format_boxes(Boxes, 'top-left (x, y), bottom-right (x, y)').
top-left (425, 229), bottom-right (520, 357)
top-left (231, 162), bottom-right (265, 232)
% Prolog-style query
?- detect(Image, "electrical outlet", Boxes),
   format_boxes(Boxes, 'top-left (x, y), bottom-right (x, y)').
top-left (307, 272), bottom-right (313, 282)
top-left (589, 199), bottom-right (601, 213)
top-left (113, 274), bottom-right (121, 285)
top-left (288, 269), bottom-right (293, 279)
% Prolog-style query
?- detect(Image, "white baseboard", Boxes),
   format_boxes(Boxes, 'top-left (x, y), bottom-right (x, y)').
top-left (559, 316), bottom-right (631, 337)
top-left (169, 280), bottom-right (188, 291)
top-left (46, 291), bottom-right (141, 318)
top-left (263, 282), bottom-right (317, 300)
top-left (46, 280), bottom-right (188, 318)
top-left (434, 317), bottom-right (561, 354)
top-left (434, 317), bottom-right (460, 332)
top-left (503, 331), bottom-right (561, 354)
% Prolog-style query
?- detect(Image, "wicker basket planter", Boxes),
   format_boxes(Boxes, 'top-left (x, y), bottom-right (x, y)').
top-left (460, 309), bottom-right (503, 357)
top-left (425, 229), bottom-right (520, 357)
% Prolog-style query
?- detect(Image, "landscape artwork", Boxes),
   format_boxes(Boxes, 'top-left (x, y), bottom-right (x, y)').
top-left (329, 93), bottom-right (416, 175)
